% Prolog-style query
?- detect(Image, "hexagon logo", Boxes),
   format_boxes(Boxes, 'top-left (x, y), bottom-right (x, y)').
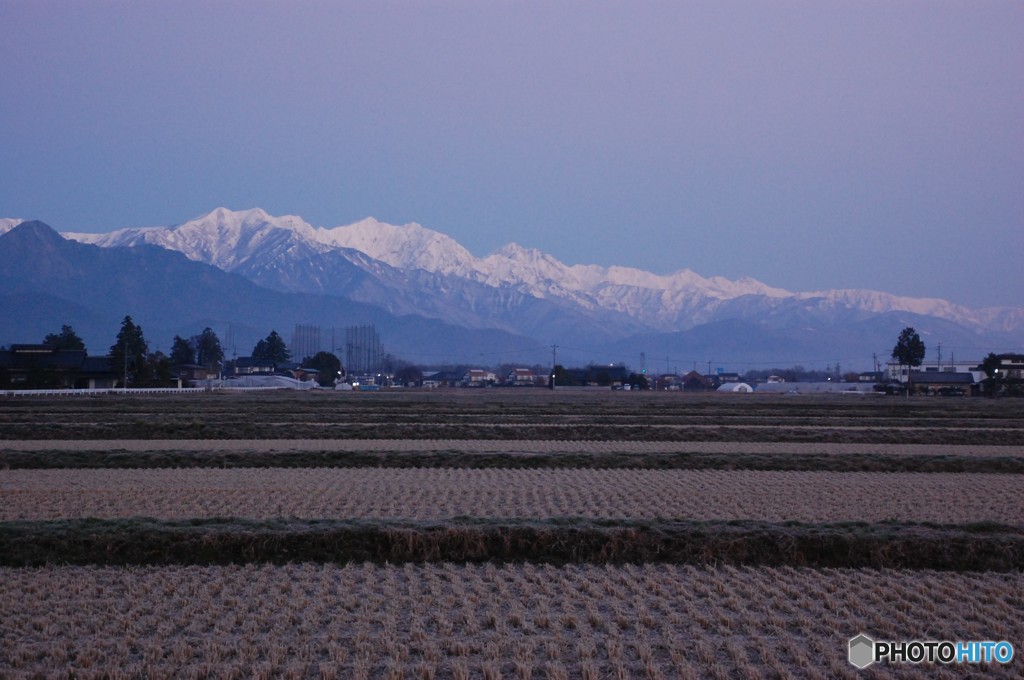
top-left (849, 633), bottom-right (875, 669)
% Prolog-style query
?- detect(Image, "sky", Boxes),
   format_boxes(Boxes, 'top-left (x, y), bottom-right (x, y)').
top-left (1, 1), bottom-right (1021, 308)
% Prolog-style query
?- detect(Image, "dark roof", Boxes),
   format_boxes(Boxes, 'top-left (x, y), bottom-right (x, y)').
top-left (0, 348), bottom-right (87, 370)
top-left (910, 372), bottom-right (975, 384)
top-left (80, 356), bottom-right (113, 374)
top-left (233, 356), bottom-right (276, 368)
top-left (9, 344), bottom-right (52, 352)
top-left (427, 371), bottom-right (463, 382)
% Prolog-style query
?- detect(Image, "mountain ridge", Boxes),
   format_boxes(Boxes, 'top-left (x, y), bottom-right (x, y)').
top-left (60, 207), bottom-right (1023, 337)
top-left (0, 221), bottom-right (544, 363)
top-left (4, 208), bottom-right (1019, 369)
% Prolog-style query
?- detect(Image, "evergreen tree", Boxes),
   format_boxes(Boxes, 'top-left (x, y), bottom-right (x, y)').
top-left (42, 325), bottom-right (86, 352)
top-left (892, 326), bottom-right (926, 392)
top-left (891, 327), bottom-right (926, 369)
top-left (169, 335), bottom-right (196, 366)
top-left (146, 351), bottom-right (175, 387)
top-left (252, 330), bottom-right (290, 363)
top-left (110, 316), bottom-right (149, 387)
top-left (194, 327), bottom-right (224, 369)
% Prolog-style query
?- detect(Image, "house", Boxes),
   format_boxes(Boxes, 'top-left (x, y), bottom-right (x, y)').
top-left (0, 345), bottom-right (118, 389)
top-left (682, 371), bottom-right (713, 391)
top-left (290, 366), bottom-right (320, 383)
top-left (982, 353), bottom-right (1024, 396)
top-left (562, 364), bottom-right (631, 387)
top-left (78, 356), bottom-right (118, 389)
top-left (990, 353), bottom-right (1024, 380)
top-left (174, 364), bottom-right (220, 384)
top-left (506, 368), bottom-right (540, 386)
top-left (463, 369), bottom-right (497, 387)
top-left (907, 371), bottom-right (976, 396)
top-left (422, 370), bottom-right (464, 388)
top-left (227, 356), bottom-right (276, 376)
top-left (887, 360), bottom-right (983, 384)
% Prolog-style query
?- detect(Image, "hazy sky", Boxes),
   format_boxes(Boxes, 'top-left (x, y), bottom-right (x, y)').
top-left (2, 1), bottom-right (1021, 308)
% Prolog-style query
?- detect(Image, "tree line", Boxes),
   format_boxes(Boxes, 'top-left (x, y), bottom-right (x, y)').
top-left (26, 319), bottom-right (344, 388)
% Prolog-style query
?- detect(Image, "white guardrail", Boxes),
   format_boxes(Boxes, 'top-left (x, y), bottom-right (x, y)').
top-left (0, 386), bottom-right (290, 397)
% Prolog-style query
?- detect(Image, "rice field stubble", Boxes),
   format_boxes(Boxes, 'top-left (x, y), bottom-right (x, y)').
top-left (1, 563), bottom-right (1021, 679)
top-left (1, 391), bottom-right (1022, 677)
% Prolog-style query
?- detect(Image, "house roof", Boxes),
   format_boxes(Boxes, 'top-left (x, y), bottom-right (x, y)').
top-left (80, 356), bottom-right (113, 374)
top-left (425, 371), bottom-right (463, 382)
top-left (233, 356), bottom-right (276, 368)
top-left (0, 348), bottom-right (87, 370)
top-left (910, 372), bottom-right (975, 384)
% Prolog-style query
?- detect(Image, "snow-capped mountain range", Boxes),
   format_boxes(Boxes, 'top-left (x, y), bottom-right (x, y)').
top-left (2, 207), bottom-right (1019, 365)
top-left (56, 207), bottom-right (1019, 331)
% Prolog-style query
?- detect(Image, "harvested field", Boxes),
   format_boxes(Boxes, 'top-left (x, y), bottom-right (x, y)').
top-left (2, 390), bottom-right (1022, 677)
top-left (3, 391), bottom-right (1024, 444)
top-left (2, 563), bottom-right (1021, 679)
top-left (5, 437), bottom-right (1023, 456)
top-left (5, 439), bottom-right (1024, 475)
top-left (3, 467), bottom-right (1023, 524)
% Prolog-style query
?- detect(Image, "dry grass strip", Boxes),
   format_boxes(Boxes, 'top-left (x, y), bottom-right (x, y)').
top-left (2, 517), bottom-right (1024, 571)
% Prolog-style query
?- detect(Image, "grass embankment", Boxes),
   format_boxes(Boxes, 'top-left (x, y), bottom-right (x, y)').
top-left (3, 517), bottom-right (1022, 571)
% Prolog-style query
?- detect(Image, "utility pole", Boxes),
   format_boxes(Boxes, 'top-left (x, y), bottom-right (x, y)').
top-left (551, 344), bottom-right (558, 389)
top-left (936, 343), bottom-right (942, 369)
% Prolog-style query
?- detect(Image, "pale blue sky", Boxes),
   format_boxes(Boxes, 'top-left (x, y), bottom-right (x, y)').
top-left (2, 1), bottom-right (1021, 308)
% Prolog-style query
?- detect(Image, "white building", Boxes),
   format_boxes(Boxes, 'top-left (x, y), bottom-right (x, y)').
top-left (886, 360), bottom-right (984, 384)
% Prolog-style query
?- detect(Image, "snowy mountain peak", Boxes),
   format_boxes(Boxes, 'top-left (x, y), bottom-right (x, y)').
top-left (0, 218), bottom-right (24, 236)
top-left (316, 218), bottom-right (479, 275)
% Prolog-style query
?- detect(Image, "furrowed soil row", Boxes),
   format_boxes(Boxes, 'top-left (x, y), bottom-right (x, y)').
top-left (8, 421), bottom-right (1024, 443)
top-left (5, 438), bottom-right (1024, 455)
top-left (4, 439), bottom-right (1024, 472)
top-left (4, 468), bottom-right (1023, 524)
top-left (4, 392), bottom-right (1024, 444)
top-left (2, 563), bottom-right (1022, 678)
